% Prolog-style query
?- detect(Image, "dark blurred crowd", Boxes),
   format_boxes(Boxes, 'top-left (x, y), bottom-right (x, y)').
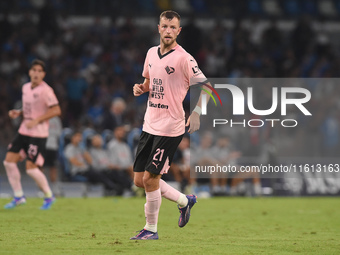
top-left (3, 0), bottom-right (340, 18)
top-left (1, 1), bottom-right (340, 158)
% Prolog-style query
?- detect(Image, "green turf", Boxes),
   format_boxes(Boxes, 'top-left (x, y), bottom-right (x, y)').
top-left (0, 197), bottom-right (339, 255)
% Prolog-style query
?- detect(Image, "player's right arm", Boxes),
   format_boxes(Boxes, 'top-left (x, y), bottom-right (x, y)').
top-left (133, 78), bottom-right (150, 96)
top-left (8, 109), bottom-right (23, 119)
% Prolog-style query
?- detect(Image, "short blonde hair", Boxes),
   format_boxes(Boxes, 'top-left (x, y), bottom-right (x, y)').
top-left (159, 10), bottom-right (181, 23)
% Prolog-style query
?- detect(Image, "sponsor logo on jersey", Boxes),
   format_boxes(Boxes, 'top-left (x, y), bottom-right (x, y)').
top-left (149, 101), bottom-right (169, 109)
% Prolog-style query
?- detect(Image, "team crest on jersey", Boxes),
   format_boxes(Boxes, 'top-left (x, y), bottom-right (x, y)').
top-left (165, 66), bottom-right (175, 75)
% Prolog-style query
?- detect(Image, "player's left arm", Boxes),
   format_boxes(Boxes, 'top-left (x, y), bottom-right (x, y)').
top-left (185, 57), bottom-right (211, 134)
top-left (186, 86), bottom-right (213, 134)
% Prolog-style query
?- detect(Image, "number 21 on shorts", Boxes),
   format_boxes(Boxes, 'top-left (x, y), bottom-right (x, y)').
top-left (153, 148), bottom-right (164, 162)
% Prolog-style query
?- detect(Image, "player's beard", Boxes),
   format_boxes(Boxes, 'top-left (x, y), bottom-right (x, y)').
top-left (161, 36), bottom-right (176, 47)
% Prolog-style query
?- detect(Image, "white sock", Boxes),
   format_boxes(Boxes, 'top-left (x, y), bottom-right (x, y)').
top-left (144, 189), bottom-right (161, 233)
top-left (14, 190), bottom-right (24, 197)
top-left (176, 193), bottom-right (188, 208)
top-left (144, 223), bottom-right (157, 233)
top-left (4, 161), bottom-right (24, 197)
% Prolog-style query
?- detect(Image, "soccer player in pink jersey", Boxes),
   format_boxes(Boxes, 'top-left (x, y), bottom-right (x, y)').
top-left (3, 59), bottom-right (61, 210)
top-left (130, 10), bottom-right (207, 240)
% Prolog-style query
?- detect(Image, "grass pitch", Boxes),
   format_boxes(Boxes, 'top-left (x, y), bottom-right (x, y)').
top-left (0, 197), bottom-right (339, 255)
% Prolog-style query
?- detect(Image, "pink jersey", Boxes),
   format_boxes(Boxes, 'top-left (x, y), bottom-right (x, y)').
top-left (142, 44), bottom-right (206, 137)
top-left (18, 81), bottom-right (59, 138)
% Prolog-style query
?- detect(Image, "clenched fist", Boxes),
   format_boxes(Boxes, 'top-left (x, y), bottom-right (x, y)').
top-left (8, 109), bottom-right (22, 119)
top-left (133, 84), bottom-right (144, 96)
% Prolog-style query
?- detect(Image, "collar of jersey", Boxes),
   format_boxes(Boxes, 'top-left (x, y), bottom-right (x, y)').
top-left (158, 47), bottom-right (175, 59)
top-left (30, 81), bottom-right (44, 90)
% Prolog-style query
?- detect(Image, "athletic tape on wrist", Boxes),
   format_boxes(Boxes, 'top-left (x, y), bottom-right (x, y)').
top-left (193, 106), bottom-right (202, 115)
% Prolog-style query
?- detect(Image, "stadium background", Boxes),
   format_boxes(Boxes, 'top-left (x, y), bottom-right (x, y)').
top-left (0, 0), bottom-right (340, 197)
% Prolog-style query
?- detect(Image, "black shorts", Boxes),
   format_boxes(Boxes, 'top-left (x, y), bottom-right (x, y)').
top-left (8, 133), bottom-right (47, 167)
top-left (44, 149), bottom-right (58, 167)
top-left (133, 131), bottom-right (183, 175)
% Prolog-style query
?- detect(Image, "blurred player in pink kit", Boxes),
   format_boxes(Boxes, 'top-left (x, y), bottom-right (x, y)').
top-left (131, 10), bottom-right (207, 240)
top-left (3, 59), bottom-right (61, 210)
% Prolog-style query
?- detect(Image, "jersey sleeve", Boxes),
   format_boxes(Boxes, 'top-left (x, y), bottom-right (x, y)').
top-left (142, 49), bottom-right (151, 79)
top-left (184, 56), bottom-right (206, 87)
top-left (43, 87), bottom-right (59, 107)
